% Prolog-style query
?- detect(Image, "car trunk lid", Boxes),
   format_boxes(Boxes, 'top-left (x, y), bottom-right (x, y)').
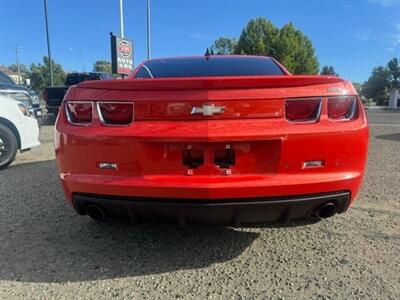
top-left (68, 75), bottom-right (348, 120)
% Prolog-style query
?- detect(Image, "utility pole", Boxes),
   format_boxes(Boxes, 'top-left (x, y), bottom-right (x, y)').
top-left (44, 0), bottom-right (54, 86)
top-left (146, 0), bottom-right (151, 59)
top-left (119, 0), bottom-right (124, 38)
top-left (15, 45), bottom-right (21, 85)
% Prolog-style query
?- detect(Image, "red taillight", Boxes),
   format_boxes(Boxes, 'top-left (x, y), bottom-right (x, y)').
top-left (97, 102), bottom-right (133, 125)
top-left (285, 98), bottom-right (321, 122)
top-left (328, 96), bottom-right (356, 120)
top-left (65, 101), bottom-right (92, 125)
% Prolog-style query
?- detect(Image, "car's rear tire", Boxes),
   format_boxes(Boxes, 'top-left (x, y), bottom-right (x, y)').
top-left (0, 124), bottom-right (18, 170)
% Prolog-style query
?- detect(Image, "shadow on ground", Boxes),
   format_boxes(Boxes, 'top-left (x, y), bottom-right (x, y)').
top-left (40, 113), bottom-right (56, 126)
top-left (0, 160), bottom-right (261, 283)
top-left (0, 160), bottom-right (323, 283)
top-left (376, 133), bottom-right (400, 142)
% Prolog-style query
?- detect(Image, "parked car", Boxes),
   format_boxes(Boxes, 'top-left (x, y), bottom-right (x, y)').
top-left (28, 89), bottom-right (40, 104)
top-left (0, 88), bottom-right (43, 120)
top-left (44, 72), bottom-right (114, 115)
top-left (0, 71), bottom-right (43, 119)
top-left (0, 95), bottom-right (40, 169)
top-left (55, 55), bottom-right (368, 225)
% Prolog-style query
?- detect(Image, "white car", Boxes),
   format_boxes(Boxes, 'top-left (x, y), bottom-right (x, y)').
top-left (0, 95), bottom-right (40, 169)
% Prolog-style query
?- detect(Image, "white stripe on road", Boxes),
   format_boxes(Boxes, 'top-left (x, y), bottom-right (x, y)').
top-left (369, 123), bottom-right (400, 127)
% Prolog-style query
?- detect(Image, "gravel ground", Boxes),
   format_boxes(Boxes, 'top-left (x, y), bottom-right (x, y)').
top-left (0, 112), bottom-right (399, 299)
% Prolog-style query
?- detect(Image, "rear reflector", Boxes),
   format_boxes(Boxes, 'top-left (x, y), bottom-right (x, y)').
top-left (98, 102), bottom-right (133, 125)
top-left (65, 101), bottom-right (92, 125)
top-left (328, 96), bottom-right (356, 120)
top-left (285, 98), bottom-right (322, 122)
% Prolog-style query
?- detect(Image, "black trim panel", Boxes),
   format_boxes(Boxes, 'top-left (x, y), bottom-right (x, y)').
top-left (72, 191), bottom-right (350, 226)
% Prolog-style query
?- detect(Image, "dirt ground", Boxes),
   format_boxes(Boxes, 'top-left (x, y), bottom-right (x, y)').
top-left (0, 111), bottom-right (399, 299)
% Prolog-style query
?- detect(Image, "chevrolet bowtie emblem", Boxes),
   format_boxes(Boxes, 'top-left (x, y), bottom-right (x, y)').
top-left (191, 104), bottom-right (226, 116)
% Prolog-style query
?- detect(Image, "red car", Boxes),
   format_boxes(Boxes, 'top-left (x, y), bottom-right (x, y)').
top-left (55, 55), bottom-right (368, 226)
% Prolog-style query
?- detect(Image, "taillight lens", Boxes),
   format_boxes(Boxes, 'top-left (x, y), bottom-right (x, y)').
top-left (285, 98), bottom-right (321, 122)
top-left (98, 102), bottom-right (133, 125)
top-left (65, 101), bottom-right (92, 124)
top-left (328, 96), bottom-right (356, 120)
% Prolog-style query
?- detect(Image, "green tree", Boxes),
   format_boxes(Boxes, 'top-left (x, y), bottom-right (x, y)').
top-left (361, 66), bottom-right (391, 105)
top-left (236, 18), bottom-right (279, 56)
top-left (28, 56), bottom-right (65, 94)
top-left (275, 23), bottom-right (319, 74)
top-left (7, 63), bottom-right (29, 76)
top-left (387, 58), bottom-right (400, 88)
top-left (320, 65), bottom-right (338, 76)
top-left (93, 60), bottom-right (112, 73)
top-left (361, 57), bottom-right (400, 105)
top-left (234, 18), bottom-right (319, 74)
top-left (210, 37), bottom-right (238, 55)
top-left (352, 82), bottom-right (362, 95)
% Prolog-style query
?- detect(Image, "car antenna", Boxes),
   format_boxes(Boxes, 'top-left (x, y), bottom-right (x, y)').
top-left (205, 48), bottom-right (212, 60)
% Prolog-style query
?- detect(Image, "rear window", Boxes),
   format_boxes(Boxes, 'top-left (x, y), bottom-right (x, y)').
top-left (0, 72), bottom-right (15, 85)
top-left (66, 73), bottom-right (103, 85)
top-left (66, 75), bottom-right (88, 85)
top-left (134, 56), bottom-right (285, 78)
top-left (87, 74), bottom-right (101, 80)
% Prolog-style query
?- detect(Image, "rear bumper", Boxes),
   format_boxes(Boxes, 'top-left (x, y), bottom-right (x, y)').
top-left (73, 191), bottom-right (350, 225)
top-left (60, 171), bottom-right (362, 200)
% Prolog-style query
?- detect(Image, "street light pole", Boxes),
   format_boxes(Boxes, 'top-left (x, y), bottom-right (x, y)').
top-left (44, 0), bottom-right (54, 86)
top-left (146, 0), bottom-right (151, 59)
top-left (119, 0), bottom-right (124, 38)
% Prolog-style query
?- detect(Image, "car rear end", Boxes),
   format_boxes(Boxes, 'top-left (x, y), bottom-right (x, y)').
top-left (55, 56), bottom-right (368, 225)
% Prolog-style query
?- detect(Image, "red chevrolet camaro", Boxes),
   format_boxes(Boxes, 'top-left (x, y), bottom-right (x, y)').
top-left (55, 55), bottom-right (368, 226)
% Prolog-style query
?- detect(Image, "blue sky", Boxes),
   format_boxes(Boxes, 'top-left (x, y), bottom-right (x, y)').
top-left (0, 0), bottom-right (399, 82)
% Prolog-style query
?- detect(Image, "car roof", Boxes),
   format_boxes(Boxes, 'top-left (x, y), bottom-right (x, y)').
top-left (143, 55), bottom-right (272, 64)
top-left (133, 55), bottom-right (290, 78)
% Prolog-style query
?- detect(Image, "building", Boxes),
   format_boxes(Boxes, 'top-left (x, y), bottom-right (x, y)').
top-left (0, 66), bottom-right (23, 85)
top-left (389, 88), bottom-right (399, 109)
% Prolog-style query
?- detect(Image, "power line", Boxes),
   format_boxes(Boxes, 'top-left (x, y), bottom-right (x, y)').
top-left (0, 59), bottom-right (16, 65)
top-left (0, 48), bottom-right (15, 54)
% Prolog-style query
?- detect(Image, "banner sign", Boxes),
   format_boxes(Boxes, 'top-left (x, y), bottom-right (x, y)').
top-left (111, 33), bottom-right (134, 75)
